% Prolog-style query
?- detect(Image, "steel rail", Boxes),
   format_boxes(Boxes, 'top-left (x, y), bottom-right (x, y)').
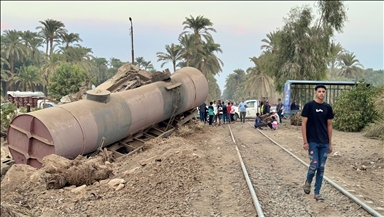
top-left (228, 124), bottom-right (264, 217)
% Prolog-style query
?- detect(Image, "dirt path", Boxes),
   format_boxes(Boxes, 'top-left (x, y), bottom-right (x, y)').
top-left (230, 123), bottom-right (372, 217)
top-left (259, 122), bottom-right (384, 215)
top-left (188, 124), bottom-right (254, 216)
top-left (1, 120), bottom-right (383, 216)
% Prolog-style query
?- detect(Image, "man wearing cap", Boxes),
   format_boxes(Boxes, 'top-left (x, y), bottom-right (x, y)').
top-left (301, 84), bottom-right (334, 201)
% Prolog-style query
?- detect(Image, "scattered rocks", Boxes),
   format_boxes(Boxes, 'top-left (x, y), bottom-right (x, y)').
top-left (107, 178), bottom-right (125, 187)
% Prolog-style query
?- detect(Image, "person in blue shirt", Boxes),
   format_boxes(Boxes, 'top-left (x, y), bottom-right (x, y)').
top-left (237, 98), bottom-right (247, 123)
top-left (254, 113), bottom-right (262, 128)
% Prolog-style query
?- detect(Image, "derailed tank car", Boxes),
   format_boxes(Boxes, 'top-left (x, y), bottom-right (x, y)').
top-left (7, 67), bottom-right (208, 168)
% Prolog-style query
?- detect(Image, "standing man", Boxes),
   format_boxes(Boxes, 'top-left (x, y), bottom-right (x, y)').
top-left (208, 102), bottom-right (214, 126)
top-left (291, 99), bottom-right (299, 111)
top-left (199, 101), bottom-right (207, 123)
top-left (238, 98), bottom-right (247, 123)
top-left (276, 98), bottom-right (283, 124)
top-left (227, 102), bottom-right (232, 123)
top-left (302, 84), bottom-right (334, 201)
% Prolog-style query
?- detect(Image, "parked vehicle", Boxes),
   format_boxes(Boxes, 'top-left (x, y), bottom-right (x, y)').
top-left (232, 99), bottom-right (260, 120)
top-left (37, 99), bottom-right (57, 109)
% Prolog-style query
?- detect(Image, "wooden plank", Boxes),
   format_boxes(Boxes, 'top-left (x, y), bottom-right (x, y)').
top-left (112, 150), bottom-right (125, 158)
top-left (143, 132), bottom-right (156, 138)
top-left (159, 128), bottom-right (176, 138)
top-left (108, 143), bottom-right (122, 151)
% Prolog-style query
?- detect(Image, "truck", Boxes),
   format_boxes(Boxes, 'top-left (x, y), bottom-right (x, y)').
top-left (233, 99), bottom-right (260, 120)
top-left (232, 99), bottom-right (283, 121)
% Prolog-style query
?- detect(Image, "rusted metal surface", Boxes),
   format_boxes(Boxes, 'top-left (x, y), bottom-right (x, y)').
top-left (7, 67), bottom-right (208, 168)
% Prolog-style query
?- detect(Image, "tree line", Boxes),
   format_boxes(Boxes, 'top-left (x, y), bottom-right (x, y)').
top-left (223, 1), bottom-right (384, 101)
top-left (1, 15), bottom-right (224, 102)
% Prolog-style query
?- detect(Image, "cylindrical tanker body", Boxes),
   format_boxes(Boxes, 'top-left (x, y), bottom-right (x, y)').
top-left (7, 67), bottom-right (208, 168)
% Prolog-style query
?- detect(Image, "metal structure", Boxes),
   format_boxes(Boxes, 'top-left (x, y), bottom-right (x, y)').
top-left (283, 80), bottom-right (357, 116)
top-left (129, 17), bottom-right (134, 65)
top-left (7, 67), bottom-right (208, 168)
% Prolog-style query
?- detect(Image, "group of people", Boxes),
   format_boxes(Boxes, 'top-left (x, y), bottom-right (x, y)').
top-left (200, 84), bottom-right (334, 202)
top-left (253, 97), bottom-right (283, 130)
top-left (198, 100), bottom-right (237, 126)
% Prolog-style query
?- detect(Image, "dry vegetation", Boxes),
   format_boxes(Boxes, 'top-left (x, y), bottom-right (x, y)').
top-left (364, 86), bottom-right (384, 141)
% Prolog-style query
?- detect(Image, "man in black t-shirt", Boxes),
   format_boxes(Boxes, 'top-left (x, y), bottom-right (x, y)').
top-left (301, 84), bottom-right (334, 202)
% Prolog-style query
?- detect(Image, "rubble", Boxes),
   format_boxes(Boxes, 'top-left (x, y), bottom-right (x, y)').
top-left (59, 62), bottom-right (170, 103)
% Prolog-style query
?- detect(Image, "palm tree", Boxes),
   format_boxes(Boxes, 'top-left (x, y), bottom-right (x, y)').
top-left (9, 66), bottom-right (44, 91)
top-left (245, 56), bottom-right (274, 99)
top-left (224, 70), bottom-right (245, 100)
top-left (92, 57), bottom-right (109, 84)
top-left (337, 52), bottom-right (364, 80)
top-left (60, 32), bottom-right (82, 50)
top-left (178, 34), bottom-right (202, 67)
top-left (260, 31), bottom-right (280, 53)
top-left (328, 42), bottom-right (344, 76)
top-left (2, 30), bottom-right (25, 77)
top-left (232, 69), bottom-right (246, 86)
top-left (20, 31), bottom-right (43, 66)
top-left (36, 19), bottom-right (67, 56)
top-left (1, 58), bottom-right (11, 96)
top-left (37, 28), bottom-right (50, 55)
top-left (41, 53), bottom-right (63, 95)
top-left (141, 60), bottom-right (154, 71)
top-left (135, 57), bottom-right (146, 69)
top-left (156, 43), bottom-right (182, 72)
top-left (180, 15), bottom-right (216, 43)
top-left (193, 39), bottom-right (223, 77)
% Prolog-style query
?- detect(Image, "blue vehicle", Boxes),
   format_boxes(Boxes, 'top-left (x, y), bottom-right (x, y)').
top-left (283, 80), bottom-right (357, 117)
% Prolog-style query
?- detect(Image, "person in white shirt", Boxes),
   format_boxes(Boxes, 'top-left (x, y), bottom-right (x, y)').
top-left (213, 100), bottom-right (218, 124)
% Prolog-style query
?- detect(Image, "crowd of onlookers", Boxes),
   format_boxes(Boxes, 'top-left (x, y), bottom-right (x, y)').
top-left (198, 97), bottom-right (300, 130)
top-left (198, 100), bottom-right (237, 126)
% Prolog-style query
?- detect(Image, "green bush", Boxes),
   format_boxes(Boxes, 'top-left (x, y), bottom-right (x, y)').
top-left (1, 103), bottom-right (17, 133)
top-left (333, 81), bottom-right (378, 132)
top-left (48, 63), bottom-right (87, 101)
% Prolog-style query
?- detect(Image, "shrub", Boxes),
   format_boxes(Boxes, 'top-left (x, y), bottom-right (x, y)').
top-left (364, 85), bottom-right (384, 140)
top-left (333, 81), bottom-right (378, 132)
top-left (1, 103), bottom-right (17, 134)
top-left (48, 63), bottom-right (87, 101)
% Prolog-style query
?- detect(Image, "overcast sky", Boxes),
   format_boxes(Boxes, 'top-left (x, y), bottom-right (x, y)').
top-left (1, 1), bottom-right (383, 92)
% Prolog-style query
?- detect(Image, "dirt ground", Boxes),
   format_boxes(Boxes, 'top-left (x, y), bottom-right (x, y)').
top-left (259, 122), bottom-right (384, 212)
top-left (1, 120), bottom-right (383, 217)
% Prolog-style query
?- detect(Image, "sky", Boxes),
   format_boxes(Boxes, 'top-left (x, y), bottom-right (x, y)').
top-left (1, 1), bottom-right (383, 93)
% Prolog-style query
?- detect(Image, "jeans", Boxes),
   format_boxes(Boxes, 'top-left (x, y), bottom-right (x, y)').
top-left (199, 112), bottom-right (206, 122)
top-left (208, 115), bottom-right (214, 125)
top-left (306, 142), bottom-right (329, 195)
top-left (277, 110), bottom-right (283, 123)
top-left (222, 113), bottom-right (229, 123)
top-left (240, 112), bottom-right (246, 123)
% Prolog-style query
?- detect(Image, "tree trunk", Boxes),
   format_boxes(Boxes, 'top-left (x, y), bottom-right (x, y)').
top-left (46, 41), bottom-right (49, 55)
top-left (173, 60), bottom-right (176, 72)
top-left (49, 37), bottom-right (54, 56)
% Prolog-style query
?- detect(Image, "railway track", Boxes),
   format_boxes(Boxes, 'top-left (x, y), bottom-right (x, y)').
top-left (228, 123), bottom-right (382, 217)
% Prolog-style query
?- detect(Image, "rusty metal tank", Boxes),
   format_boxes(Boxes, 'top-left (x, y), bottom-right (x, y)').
top-left (7, 67), bottom-right (208, 168)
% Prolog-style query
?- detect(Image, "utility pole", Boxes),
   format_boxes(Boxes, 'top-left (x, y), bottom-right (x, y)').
top-left (129, 17), bottom-right (135, 65)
